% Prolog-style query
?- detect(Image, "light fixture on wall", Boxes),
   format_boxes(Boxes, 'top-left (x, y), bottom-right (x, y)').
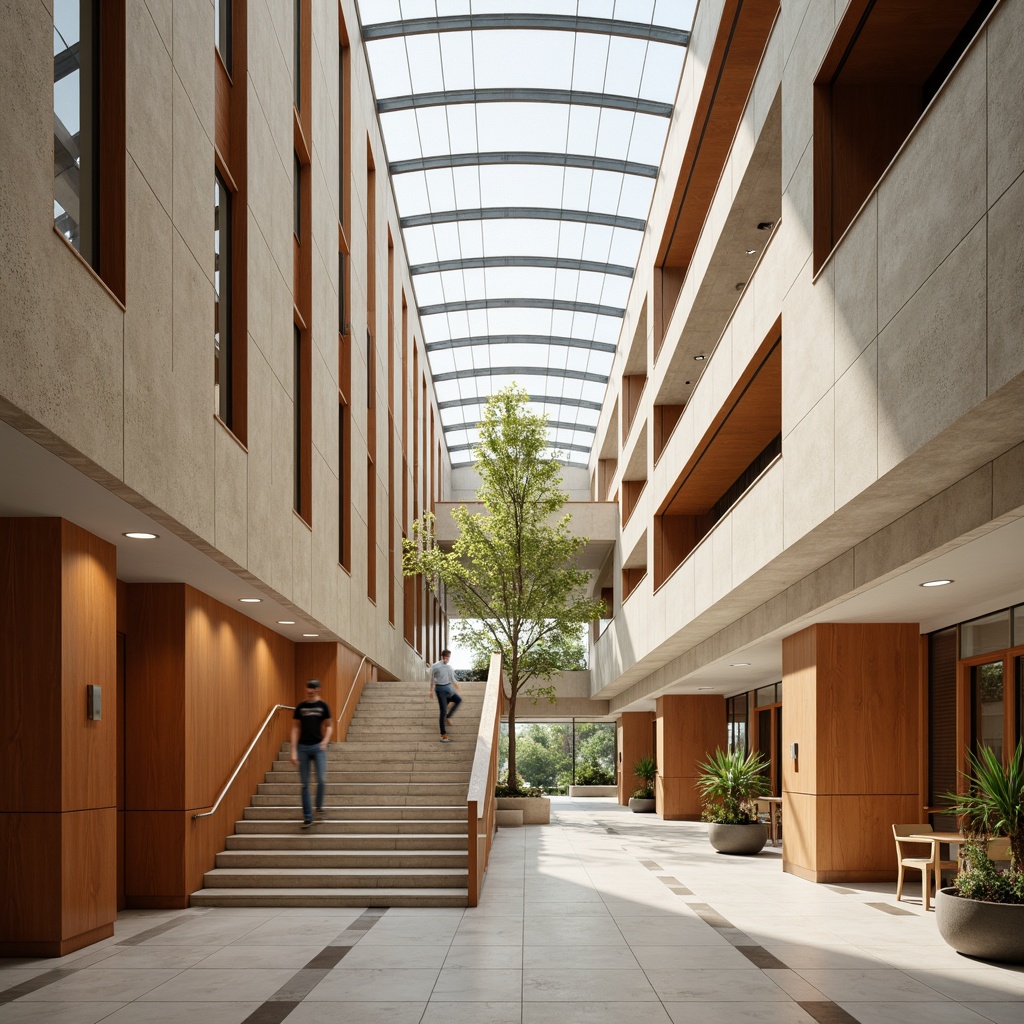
top-left (920, 579), bottom-right (954, 587)
top-left (730, 662), bottom-right (751, 667)
top-left (302, 633), bottom-right (320, 638)
top-left (757, 221), bottom-right (774, 231)
top-left (278, 620), bottom-right (296, 625)
top-left (694, 354), bottom-right (706, 361)
top-left (697, 686), bottom-right (715, 691)
top-left (239, 598), bottom-right (261, 603)
top-left (745, 248), bottom-right (757, 255)
top-left (123, 531), bottom-right (158, 540)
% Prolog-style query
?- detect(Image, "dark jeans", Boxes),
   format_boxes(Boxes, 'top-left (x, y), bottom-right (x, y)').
top-left (435, 684), bottom-right (462, 734)
top-left (297, 742), bottom-right (327, 821)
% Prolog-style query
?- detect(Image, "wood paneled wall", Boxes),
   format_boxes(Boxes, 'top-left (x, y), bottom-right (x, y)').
top-left (0, 519), bottom-right (117, 956)
top-left (655, 694), bottom-right (725, 820)
top-left (124, 584), bottom-right (295, 906)
top-left (617, 712), bottom-right (656, 805)
top-left (782, 622), bottom-right (922, 882)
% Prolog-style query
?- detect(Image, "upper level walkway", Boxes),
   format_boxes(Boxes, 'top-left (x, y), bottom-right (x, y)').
top-left (1, 798), bottom-right (1021, 1023)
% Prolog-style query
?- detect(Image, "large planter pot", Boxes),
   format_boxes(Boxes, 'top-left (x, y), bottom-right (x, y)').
top-left (935, 888), bottom-right (1024, 964)
top-left (708, 822), bottom-right (768, 855)
top-left (628, 797), bottom-right (656, 813)
top-left (496, 796), bottom-right (550, 824)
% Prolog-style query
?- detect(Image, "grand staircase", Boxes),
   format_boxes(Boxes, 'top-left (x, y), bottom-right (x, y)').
top-left (190, 680), bottom-right (484, 907)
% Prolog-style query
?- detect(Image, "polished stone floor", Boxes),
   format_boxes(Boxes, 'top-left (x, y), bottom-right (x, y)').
top-left (2, 798), bottom-right (1024, 1024)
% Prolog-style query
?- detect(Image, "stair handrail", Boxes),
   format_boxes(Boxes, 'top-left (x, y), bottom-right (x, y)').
top-left (336, 653), bottom-right (369, 724)
top-left (193, 704), bottom-right (295, 820)
top-left (466, 652), bottom-right (502, 906)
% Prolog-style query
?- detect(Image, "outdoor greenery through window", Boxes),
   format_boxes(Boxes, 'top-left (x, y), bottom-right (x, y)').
top-left (498, 722), bottom-right (616, 794)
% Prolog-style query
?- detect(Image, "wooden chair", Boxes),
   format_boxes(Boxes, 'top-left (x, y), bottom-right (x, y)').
top-left (892, 824), bottom-right (955, 911)
top-left (987, 837), bottom-right (1012, 865)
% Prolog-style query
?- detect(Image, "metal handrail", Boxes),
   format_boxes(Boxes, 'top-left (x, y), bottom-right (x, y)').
top-left (337, 653), bottom-right (370, 724)
top-left (193, 704), bottom-right (295, 820)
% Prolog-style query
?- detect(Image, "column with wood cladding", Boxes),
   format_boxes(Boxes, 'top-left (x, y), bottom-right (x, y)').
top-left (782, 622), bottom-right (921, 883)
top-left (655, 694), bottom-right (725, 820)
top-left (617, 711), bottom-right (655, 805)
top-left (0, 519), bottom-right (117, 957)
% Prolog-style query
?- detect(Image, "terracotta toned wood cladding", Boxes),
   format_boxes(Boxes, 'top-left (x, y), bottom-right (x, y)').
top-left (622, 373), bottom-right (646, 439)
top-left (653, 404), bottom-right (685, 464)
top-left (657, 0), bottom-right (780, 269)
top-left (655, 694), bottom-right (725, 820)
top-left (782, 623), bottom-right (921, 880)
top-left (621, 478), bottom-right (646, 526)
top-left (659, 319), bottom-right (781, 516)
top-left (617, 711), bottom-right (656, 805)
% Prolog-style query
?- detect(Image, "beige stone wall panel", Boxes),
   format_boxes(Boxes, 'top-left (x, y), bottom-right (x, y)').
top-left (783, 390), bottom-right (835, 545)
top-left (171, 0), bottom-right (214, 142)
top-left (987, 171), bottom-right (1024, 394)
top-left (171, 76), bottom-right (214, 286)
top-left (988, 0), bottom-right (1024, 204)
top-left (782, 259), bottom-right (834, 436)
top-left (214, 426), bottom-right (248, 567)
top-left (876, 220), bottom-right (987, 476)
top-left (832, 195), bottom-right (877, 382)
top-left (730, 460), bottom-right (784, 585)
top-left (833, 340), bottom-right (878, 511)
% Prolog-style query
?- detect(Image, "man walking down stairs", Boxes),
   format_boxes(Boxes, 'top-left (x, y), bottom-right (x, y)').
top-left (191, 680), bottom-right (484, 908)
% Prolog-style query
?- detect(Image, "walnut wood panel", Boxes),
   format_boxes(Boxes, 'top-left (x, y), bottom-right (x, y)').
top-left (125, 584), bottom-right (186, 809)
top-left (622, 566), bottom-right (647, 603)
top-left (60, 519), bottom-right (117, 811)
top-left (116, 631), bottom-right (125, 909)
top-left (617, 711), bottom-right (656, 805)
top-left (124, 810), bottom-right (185, 902)
top-left (1, 519), bottom-right (62, 812)
top-left (621, 478), bottom-right (647, 526)
top-left (622, 373), bottom-right (646, 438)
top-left (660, 331), bottom-right (781, 515)
top-left (335, 643), bottom-right (372, 742)
top-left (61, 807), bottom-right (116, 941)
top-left (657, 0), bottom-right (780, 268)
top-left (781, 623), bottom-right (819, 795)
top-left (656, 694), bottom-right (725, 819)
top-left (0, 812), bottom-right (61, 947)
top-left (653, 404), bottom-right (685, 464)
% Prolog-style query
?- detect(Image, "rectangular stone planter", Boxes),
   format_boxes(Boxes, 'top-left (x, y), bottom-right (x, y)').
top-left (496, 796), bottom-right (550, 824)
top-left (568, 785), bottom-right (617, 797)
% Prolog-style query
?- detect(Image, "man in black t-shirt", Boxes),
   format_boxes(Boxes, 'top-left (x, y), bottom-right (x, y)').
top-left (290, 679), bottom-right (333, 828)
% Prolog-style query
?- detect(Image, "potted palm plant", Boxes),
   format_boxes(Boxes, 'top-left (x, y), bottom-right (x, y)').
top-left (697, 748), bottom-right (771, 855)
top-left (935, 740), bottom-right (1024, 964)
top-left (628, 755), bottom-right (657, 813)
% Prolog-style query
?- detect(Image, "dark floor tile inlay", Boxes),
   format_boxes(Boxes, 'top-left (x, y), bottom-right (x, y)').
top-left (118, 913), bottom-right (205, 946)
top-left (669, 886), bottom-right (693, 896)
top-left (867, 902), bottom-right (915, 916)
top-left (0, 970), bottom-right (78, 1005)
top-left (270, 968), bottom-right (329, 1001)
top-left (798, 1001), bottom-right (862, 1023)
top-left (242, 1000), bottom-right (299, 1024)
top-left (737, 945), bottom-right (788, 970)
top-left (690, 903), bottom-right (734, 931)
top-left (305, 945), bottom-right (352, 969)
top-left (640, 860), bottom-right (662, 870)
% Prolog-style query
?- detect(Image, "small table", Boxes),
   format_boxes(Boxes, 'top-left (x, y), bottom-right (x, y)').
top-left (758, 797), bottom-right (782, 846)
top-left (909, 832), bottom-right (966, 891)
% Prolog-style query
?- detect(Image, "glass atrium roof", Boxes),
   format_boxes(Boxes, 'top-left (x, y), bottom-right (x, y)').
top-left (358, 0), bottom-right (696, 466)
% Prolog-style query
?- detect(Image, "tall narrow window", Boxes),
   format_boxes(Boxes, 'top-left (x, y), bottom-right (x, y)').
top-left (294, 326), bottom-right (302, 512)
top-left (293, 154), bottom-right (301, 240)
top-left (54, 0), bottom-right (98, 265)
top-left (215, 0), bottom-right (231, 70)
top-left (214, 174), bottom-right (232, 424)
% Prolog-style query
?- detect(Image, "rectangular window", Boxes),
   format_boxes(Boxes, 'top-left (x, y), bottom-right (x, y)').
top-left (338, 250), bottom-right (347, 334)
top-left (215, 0), bottom-right (231, 71)
top-left (214, 173), bottom-right (232, 424)
top-left (961, 610), bottom-right (1010, 659)
top-left (293, 154), bottom-right (301, 240)
top-left (928, 627), bottom-right (958, 831)
top-left (294, 326), bottom-right (302, 512)
top-left (971, 661), bottom-right (1005, 762)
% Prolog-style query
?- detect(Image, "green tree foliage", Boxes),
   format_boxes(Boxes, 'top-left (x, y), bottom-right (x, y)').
top-left (403, 386), bottom-right (606, 791)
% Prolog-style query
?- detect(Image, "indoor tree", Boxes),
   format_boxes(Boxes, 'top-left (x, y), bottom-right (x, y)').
top-left (403, 384), bottom-right (605, 791)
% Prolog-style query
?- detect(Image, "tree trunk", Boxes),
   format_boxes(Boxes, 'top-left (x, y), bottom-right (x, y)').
top-left (506, 692), bottom-right (517, 790)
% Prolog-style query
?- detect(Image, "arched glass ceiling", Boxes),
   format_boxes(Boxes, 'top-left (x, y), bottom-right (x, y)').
top-left (359, 0), bottom-right (696, 466)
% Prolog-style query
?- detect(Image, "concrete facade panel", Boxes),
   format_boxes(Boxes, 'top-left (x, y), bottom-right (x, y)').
top-left (833, 195), bottom-right (878, 382)
top-left (730, 460), bottom-right (784, 586)
top-left (782, 260), bottom-right (834, 436)
top-left (172, 0), bottom-right (214, 142)
top-left (783, 391), bottom-right (835, 545)
top-left (877, 39), bottom-right (987, 330)
top-left (987, 0), bottom-right (1024, 203)
top-left (877, 221), bottom-right (988, 477)
top-left (214, 425), bottom-right (248, 568)
top-left (171, 75), bottom-right (214, 287)
top-left (987, 171), bottom-right (1024, 394)
top-left (834, 340), bottom-right (878, 512)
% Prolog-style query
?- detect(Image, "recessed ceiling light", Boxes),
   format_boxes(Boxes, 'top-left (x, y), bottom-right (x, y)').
top-left (302, 633), bottom-right (320, 638)
top-left (694, 354), bottom-right (705, 361)
top-left (123, 531), bottom-right (158, 540)
top-left (239, 598), bottom-right (261, 603)
top-left (730, 662), bottom-right (751, 667)
top-left (745, 248), bottom-right (757, 255)
top-left (757, 221), bottom-right (774, 230)
top-left (697, 686), bottom-right (715, 691)
top-left (920, 579), bottom-right (954, 587)
top-left (278, 620), bottom-right (296, 625)
top-left (684, 380), bottom-right (691, 385)
top-left (735, 282), bottom-right (745, 290)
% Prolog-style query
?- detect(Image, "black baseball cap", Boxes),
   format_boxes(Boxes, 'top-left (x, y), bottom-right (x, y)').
top-left (306, 679), bottom-right (322, 689)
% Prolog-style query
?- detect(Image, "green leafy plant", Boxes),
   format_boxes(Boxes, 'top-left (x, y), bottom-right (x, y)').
top-left (946, 740), bottom-right (1024, 904)
top-left (697, 748), bottom-right (771, 824)
top-left (632, 755), bottom-right (657, 799)
top-left (404, 384), bottom-right (606, 794)
top-left (495, 772), bottom-right (543, 798)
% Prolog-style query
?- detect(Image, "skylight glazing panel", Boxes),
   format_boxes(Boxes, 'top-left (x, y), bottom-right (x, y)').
top-left (470, 307), bottom-right (557, 336)
top-left (392, 172), bottom-right (431, 215)
top-left (359, 1), bottom-right (402, 25)
top-left (481, 267), bottom-right (560, 299)
top-left (622, 114), bottom-right (669, 164)
top-left (655, 0), bottom-right (698, 29)
top-left (564, 105), bottom-right (601, 154)
top-left (607, 229), bottom-right (643, 266)
top-left (438, 105), bottom-right (481, 153)
top-left (365, 39), bottom-right (414, 96)
top-left (477, 166), bottom-right (569, 210)
top-left (601, 37), bottom-right (650, 97)
top-left (437, 30), bottom-right (476, 91)
top-left (426, 166), bottom-right (482, 208)
top-left (433, 378), bottom-right (466, 404)
top-left (639, 41), bottom-right (687, 100)
top-left (619, 175), bottom-right (656, 219)
top-left (379, 110), bottom-right (427, 160)
top-left (427, 349), bottom-right (460, 376)
top-left (402, 34), bottom-right (446, 94)
top-left (475, 103), bottom-right (569, 152)
top-left (471, 31), bottom-right (576, 90)
top-left (410, 275), bottom-right (448, 307)
top-left (481, 220), bottom-right (561, 258)
top-left (569, 34), bottom-right (614, 94)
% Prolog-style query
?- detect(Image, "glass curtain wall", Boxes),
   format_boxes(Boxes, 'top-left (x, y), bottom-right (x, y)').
top-left (499, 721), bottom-right (616, 793)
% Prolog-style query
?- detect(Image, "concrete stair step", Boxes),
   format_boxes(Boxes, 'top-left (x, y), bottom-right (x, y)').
top-left (242, 806), bottom-right (467, 821)
top-left (215, 850), bottom-right (467, 869)
top-left (226, 833), bottom-right (466, 850)
top-left (201, 867), bottom-right (468, 888)
top-left (251, 794), bottom-right (466, 807)
top-left (256, 783), bottom-right (467, 797)
top-left (190, 887), bottom-right (468, 908)
top-left (234, 819), bottom-right (467, 835)
top-left (264, 771), bottom-right (468, 784)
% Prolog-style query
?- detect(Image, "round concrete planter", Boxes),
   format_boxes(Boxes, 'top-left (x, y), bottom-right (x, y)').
top-left (708, 822), bottom-right (768, 855)
top-left (935, 888), bottom-right (1024, 964)
top-left (628, 797), bottom-right (656, 813)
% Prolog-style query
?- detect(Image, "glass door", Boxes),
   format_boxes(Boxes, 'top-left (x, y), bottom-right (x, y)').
top-left (970, 660), bottom-right (1004, 760)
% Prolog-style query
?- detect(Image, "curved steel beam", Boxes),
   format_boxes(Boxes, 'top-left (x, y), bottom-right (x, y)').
top-left (438, 393), bottom-right (604, 412)
top-left (433, 365), bottom-right (608, 385)
top-left (419, 298), bottom-right (625, 318)
top-left (447, 439), bottom-right (594, 456)
top-left (411, 256), bottom-right (633, 278)
top-left (401, 207), bottom-right (645, 231)
top-left (390, 151), bottom-right (658, 178)
top-left (426, 334), bottom-right (616, 355)
top-left (378, 88), bottom-right (673, 117)
top-left (444, 418), bottom-right (597, 435)
top-left (363, 15), bottom-right (689, 46)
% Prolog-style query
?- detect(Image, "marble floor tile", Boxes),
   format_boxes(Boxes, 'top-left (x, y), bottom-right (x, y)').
top-left (521, 946), bottom-right (637, 970)
top-left (662, 1003), bottom-right (818, 1024)
top-left (419, 1001), bottom-right (522, 1024)
top-left (135, 968), bottom-right (297, 1003)
top-left (281, 1001), bottom-right (427, 1024)
top-left (794, 968), bottom-right (952, 1003)
top-left (444, 945), bottom-right (524, 969)
top-left (337, 943), bottom-right (450, 969)
top-left (431, 968), bottom-right (523, 1001)
top-left (523, 1002), bottom-right (673, 1024)
top-left (16, 969), bottom-right (181, 1003)
top-left (0, 1004), bottom-right (126, 1024)
top-left (836, 1002), bottom-right (997, 1024)
top-left (644, 967), bottom-right (795, 1002)
top-left (89, 1002), bottom-right (264, 1024)
top-left (522, 968), bottom-right (659, 1002)
top-left (304, 967), bottom-right (440, 1002)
